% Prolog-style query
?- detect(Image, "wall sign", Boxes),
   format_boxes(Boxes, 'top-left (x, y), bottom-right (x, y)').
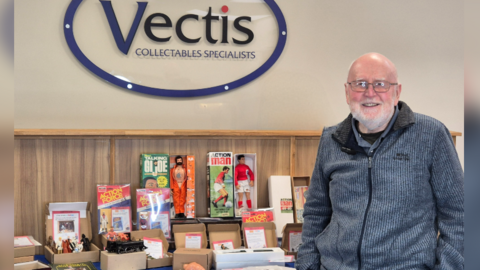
top-left (64, 0), bottom-right (287, 97)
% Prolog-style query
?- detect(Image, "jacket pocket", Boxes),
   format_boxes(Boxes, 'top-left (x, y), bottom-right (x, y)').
top-left (315, 221), bottom-right (343, 270)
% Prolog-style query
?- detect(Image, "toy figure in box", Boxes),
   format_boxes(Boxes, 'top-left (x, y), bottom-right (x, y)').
top-left (107, 228), bottom-right (118, 241)
top-left (139, 212), bottom-right (149, 230)
top-left (212, 166), bottom-right (230, 208)
top-left (100, 211), bottom-right (108, 233)
top-left (81, 234), bottom-right (91, 251)
top-left (171, 156), bottom-right (187, 218)
top-left (234, 155), bottom-right (255, 209)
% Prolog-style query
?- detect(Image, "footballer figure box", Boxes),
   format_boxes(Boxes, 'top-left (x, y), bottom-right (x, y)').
top-left (234, 154), bottom-right (257, 217)
top-left (141, 154), bottom-right (170, 188)
top-left (169, 155), bottom-right (196, 219)
top-left (207, 152), bottom-right (234, 218)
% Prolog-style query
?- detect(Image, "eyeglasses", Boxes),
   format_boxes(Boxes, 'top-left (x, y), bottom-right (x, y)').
top-left (347, 80), bottom-right (398, 93)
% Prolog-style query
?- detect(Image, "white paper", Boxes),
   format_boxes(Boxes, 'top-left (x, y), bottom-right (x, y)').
top-left (288, 231), bottom-right (302, 252)
top-left (144, 237), bottom-right (164, 259)
top-left (185, 233), bottom-right (202, 249)
top-left (244, 227), bottom-right (267, 249)
top-left (52, 211), bottom-right (80, 243)
top-left (14, 236), bottom-right (33, 247)
top-left (48, 202), bottom-right (87, 219)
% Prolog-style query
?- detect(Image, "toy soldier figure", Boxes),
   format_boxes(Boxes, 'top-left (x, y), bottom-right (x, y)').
top-left (171, 156), bottom-right (187, 218)
top-left (100, 212), bottom-right (108, 233)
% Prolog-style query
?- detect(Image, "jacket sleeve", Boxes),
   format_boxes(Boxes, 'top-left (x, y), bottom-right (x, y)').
top-left (295, 132), bottom-right (333, 270)
top-left (431, 126), bottom-right (464, 270)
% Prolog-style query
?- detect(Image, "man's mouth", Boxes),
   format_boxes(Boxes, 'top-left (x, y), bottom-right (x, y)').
top-left (362, 103), bottom-right (380, 107)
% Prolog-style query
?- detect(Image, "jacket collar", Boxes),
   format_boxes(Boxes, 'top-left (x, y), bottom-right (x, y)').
top-left (332, 101), bottom-right (415, 147)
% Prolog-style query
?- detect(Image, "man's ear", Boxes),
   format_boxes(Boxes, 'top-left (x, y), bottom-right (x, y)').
top-left (394, 84), bottom-right (402, 105)
top-left (345, 83), bottom-right (350, 105)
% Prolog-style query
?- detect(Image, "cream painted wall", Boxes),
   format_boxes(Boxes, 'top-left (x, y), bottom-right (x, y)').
top-left (14, 0), bottom-right (463, 166)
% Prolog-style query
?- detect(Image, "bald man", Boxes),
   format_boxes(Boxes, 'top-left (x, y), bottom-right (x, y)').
top-left (295, 53), bottom-right (463, 270)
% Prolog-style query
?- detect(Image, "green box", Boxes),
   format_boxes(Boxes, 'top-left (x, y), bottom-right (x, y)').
top-left (207, 152), bottom-right (234, 217)
top-left (141, 154), bottom-right (170, 188)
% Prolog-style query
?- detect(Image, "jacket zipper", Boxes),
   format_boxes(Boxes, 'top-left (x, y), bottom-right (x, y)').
top-left (357, 156), bottom-right (373, 270)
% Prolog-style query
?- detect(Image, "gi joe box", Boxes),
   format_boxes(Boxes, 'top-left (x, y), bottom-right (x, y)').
top-left (141, 154), bottom-right (170, 188)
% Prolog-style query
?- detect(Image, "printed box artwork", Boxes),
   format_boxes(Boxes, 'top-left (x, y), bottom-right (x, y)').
top-left (169, 155), bottom-right (195, 219)
top-left (50, 261), bottom-right (98, 270)
top-left (233, 154), bottom-right (257, 217)
top-left (280, 198), bottom-right (293, 213)
top-left (207, 152), bottom-right (234, 217)
top-left (242, 210), bottom-right (275, 223)
top-left (136, 188), bottom-right (171, 239)
top-left (294, 186), bottom-right (309, 223)
top-left (97, 185), bottom-right (132, 234)
top-left (141, 154), bottom-right (170, 188)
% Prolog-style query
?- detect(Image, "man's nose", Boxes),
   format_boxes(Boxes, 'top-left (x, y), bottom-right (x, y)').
top-left (364, 84), bottom-right (377, 97)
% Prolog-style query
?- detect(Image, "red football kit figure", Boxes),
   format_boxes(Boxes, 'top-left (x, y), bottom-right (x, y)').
top-left (235, 155), bottom-right (255, 209)
top-left (213, 167), bottom-right (230, 208)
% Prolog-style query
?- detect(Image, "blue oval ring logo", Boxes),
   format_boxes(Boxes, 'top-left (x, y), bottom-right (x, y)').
top-left (64, 0), bottom-right (287, 97)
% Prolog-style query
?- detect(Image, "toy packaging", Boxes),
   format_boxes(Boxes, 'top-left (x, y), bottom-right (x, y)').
top-left (169, 155), bottom-right (196, 219)
top-left (207, 152), bottom-right (234, 217)
top-left (141, 154), bottom-right (170, 188)
top-left (136, 188), bottom-right (171, 239)
top-left (233, 153), bottom-right (257, 217)
top-left (294, 186), bottom-right (309, 223)
top-left (242, 208), bottom-right (275, 223)
top-left (97, 185), bottom-right (132, 234)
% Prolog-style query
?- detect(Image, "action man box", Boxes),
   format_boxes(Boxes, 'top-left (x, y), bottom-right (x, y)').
top-left (207, 152), bottom-right (234, 218)
top-left (233, 153), bottom-right (257, 217)
top-left (141, 154), bottom-right (170, 188)
top-left (169, 155), bottom-right (195, 219)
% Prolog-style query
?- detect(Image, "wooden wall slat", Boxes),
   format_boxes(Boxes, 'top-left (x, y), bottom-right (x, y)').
top-left (14, 139), bottom-right (110, 251)
top-left (295, 139), bottom-right (320, 178)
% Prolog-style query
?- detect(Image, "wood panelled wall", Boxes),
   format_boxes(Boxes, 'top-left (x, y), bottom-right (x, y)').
top-left (13, 129), bottom-right (461, 251)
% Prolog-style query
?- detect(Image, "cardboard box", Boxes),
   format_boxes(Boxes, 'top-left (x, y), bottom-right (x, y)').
top-left (173, 248), bottom-right (213, 270)
top-left (241, 222), bottom-right (278, 248)
top-left (268, 176), bottom-right (294, 237)
top-left (207, 152), bottom-right (234, 218)
top-left (13, 256), bottom-right (34, 264)
top-left (207, 224), bottom-right (242, 249)
top-left (14, 261), bottom-right (49, 270)
top-left (130, 229), bottom-right (173, 268)
top-left (101, 250), bottom-right (147, 270)
top-left (281, 223), bottom-right (303, 258)
top-left (14, 236), bottom-right (41, 258)
top-left (173, 223), bottom-right (208, 249)
top-left (213, 247), bottom-right (285, 270)
top-left (234, 154), bottom-right (257, 217)
top-left (291, 176), bottom-right (310, 223)
top-left (44, 202), bottom-right (100, 264)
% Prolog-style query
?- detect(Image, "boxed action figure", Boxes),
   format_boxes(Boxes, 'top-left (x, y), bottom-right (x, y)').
top-left (141, 154), bottom-right (170, 188)
top-left (97, 185), bottom-right (132, 234)
top-left (44, 202), bottom-right (100, 264)
top-left (169, 155), bottom-right (195, 219)
top-left (234, 154), bottom-right (257, 217)
top-left (136, 188), bottom-right (171, 238)
top-left (207, 152), bottom-right (234, 218)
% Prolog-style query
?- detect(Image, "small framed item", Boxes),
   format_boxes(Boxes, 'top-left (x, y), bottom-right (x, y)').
top-left (289, 231), bottom-right (302, 252)
top-left (185, 233), bottom-right (202, 249)
top-left (143, 237), bottom-right (164, 259)
top-left (211, 240), bottom-right (234, 250)
top-left (14, 236), bottom-right (34, 247)
top-left (244, 227), bottom-right (267, 249)
top-left (52, 211), bottom-right (80, 245)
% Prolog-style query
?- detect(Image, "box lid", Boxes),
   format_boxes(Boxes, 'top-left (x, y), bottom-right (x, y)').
top-left (45, 202), bottom-right (93, 241)
top-left (173, 223), bottom-right (208, 249)
top-left (241, 222), bottom-right (277, 248)
top-left (292, 176), bottom-right (310, 187)
top-left (280, 223), bottom-right (303, 251)
top-left (131, 229), bottom-right (169, 253)
top-left (207, 224), bottom-right (242, 249)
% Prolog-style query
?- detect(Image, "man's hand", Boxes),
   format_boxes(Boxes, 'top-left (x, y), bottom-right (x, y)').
top-left (249, 181), bottom-right (254, 187)
top-left (236, 185), bottom-right (240, 189)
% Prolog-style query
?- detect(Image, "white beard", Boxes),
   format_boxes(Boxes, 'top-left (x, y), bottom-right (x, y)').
top-left (350, 103), bottom-right (395, 132)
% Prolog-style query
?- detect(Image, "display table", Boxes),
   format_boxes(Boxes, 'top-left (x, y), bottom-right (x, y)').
top-left (33, 254), bottom-right (295, 270)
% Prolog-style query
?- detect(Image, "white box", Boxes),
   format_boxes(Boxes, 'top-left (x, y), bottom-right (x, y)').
top-left (268, 176), bottom-right (294, 237)
top-left (213, 247), bottom-right (285, 270)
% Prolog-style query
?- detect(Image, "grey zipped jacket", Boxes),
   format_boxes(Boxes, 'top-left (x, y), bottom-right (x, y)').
top-left (295, 102), bottom-right (464, 270)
